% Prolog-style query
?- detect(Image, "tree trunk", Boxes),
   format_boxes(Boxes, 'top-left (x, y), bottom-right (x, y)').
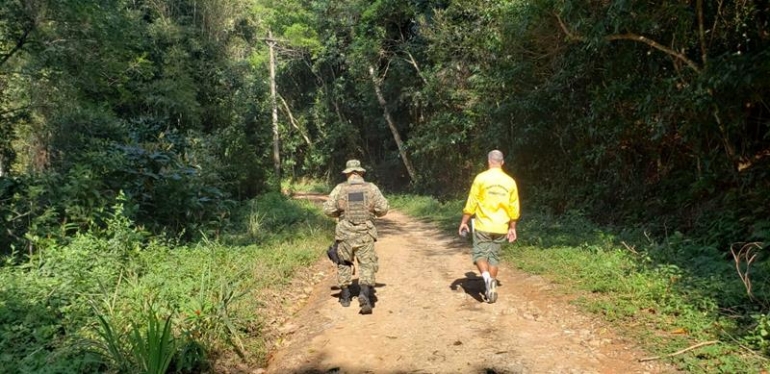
top-left (368, 65), bottom-right (417, 182)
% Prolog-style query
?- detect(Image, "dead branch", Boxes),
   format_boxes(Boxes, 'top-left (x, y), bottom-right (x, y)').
top-left (643, 230), bottom-right (655, 245)
top-left (606, 34), bottom-right (700, 72)
top-left (554, 13), bottom-right (582, 41)
top-left (621, 241), bottom-right (639, 255)
top-left (1, 25), bottom-right (34, 68)
top-left (277, 94), bottom-right (312, 147)
top-left (403, 50), bottom-right (428, 85)
top-left (709, 0), bottom-right (725, 48)
top-left (368, 64), bottom-right (417, 182)
top-left (730, 242), bottom-right (761, 301)
top-left (696, 0), bottom-right (708, 65)
top-left (720, 328), bottom-right (770, 362)
top-left (639, 340), bottom-right (719, 362)
top-left (554, 13), bottom-right (701, 73)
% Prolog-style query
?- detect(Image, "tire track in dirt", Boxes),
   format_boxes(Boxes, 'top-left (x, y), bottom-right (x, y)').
top-left (261, 207), bottom-right (672, 374)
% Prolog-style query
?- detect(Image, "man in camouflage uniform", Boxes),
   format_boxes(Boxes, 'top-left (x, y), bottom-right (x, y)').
top-left (323, 159), bottom-right (389, 314)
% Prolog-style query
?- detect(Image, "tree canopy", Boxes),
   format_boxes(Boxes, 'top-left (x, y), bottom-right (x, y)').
top-left (1, 0), bottom-right (768, 263)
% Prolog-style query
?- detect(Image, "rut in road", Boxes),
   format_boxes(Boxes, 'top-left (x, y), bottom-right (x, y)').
top-left (263, 208), bottom-right (670, 374)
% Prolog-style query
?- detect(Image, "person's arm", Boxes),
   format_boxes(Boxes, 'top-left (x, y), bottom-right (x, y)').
top-left (506, 180), bottom-right (520, 242)
top-left (459, 177), bottom-right (480, 236)
top-left (370, 184), bottom-right (389, 217)
top-left (322, 184), bottom-right (343, 217)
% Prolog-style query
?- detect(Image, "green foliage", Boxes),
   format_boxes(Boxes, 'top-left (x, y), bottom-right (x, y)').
top-left (125, 308), bottom-right (176, 374)
top-left (1, 117), bottom-right (247, 252)
top-left (0, 242), bottom-right (118, 373)
top-left (0, 192), bottom-right (331, 372)
top-left (225, 191), bottom-right (333, 245)
top-left (747, 313), bottom-right (770, 356)
top-left (514, 216), bottom-right (770, 371)
top-left (2, 0), bottom-right (274, 251)
top-left (90, 299), bottom-right (209, 374)
top-left (93, 311), bottom-right (133, 373)
top-left (282, 178), bottom-right (332, 195)
top-left (92, 304), bottom-right (180, 374)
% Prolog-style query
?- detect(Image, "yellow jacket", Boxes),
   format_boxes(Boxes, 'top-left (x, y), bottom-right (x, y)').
top-left (462, 168), bottom-right (520, 234)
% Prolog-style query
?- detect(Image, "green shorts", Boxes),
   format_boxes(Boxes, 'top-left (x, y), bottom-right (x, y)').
top-left (472, 230), bottom-right (506, 266)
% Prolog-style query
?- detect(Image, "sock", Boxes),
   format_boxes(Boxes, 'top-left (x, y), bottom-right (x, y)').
top-left (481, 271), bottom-right (491, 283)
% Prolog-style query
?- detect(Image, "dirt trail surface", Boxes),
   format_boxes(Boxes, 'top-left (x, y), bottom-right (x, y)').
top-left (260, 195), bottom-right (671, 374)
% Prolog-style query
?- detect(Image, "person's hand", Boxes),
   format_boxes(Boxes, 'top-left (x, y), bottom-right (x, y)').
top-left (506, 227), bottom-right (517, 243)
top-left (336, 199), bottom-right (347, 211)
top-left (458, 223), bottom-right (470, 237)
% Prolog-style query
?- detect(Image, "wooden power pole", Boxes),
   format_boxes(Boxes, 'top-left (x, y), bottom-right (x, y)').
top-left (267, 30), bottom-right (280, 183)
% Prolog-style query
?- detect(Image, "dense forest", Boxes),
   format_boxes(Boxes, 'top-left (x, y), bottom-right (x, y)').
top-left (1, 0), bottom-right (768, 372)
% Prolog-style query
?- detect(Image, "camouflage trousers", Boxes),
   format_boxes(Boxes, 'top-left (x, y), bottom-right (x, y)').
top-left (336, 234), bottom-right (379, 287)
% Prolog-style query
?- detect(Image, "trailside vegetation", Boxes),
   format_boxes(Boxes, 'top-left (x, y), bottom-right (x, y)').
top-left (1, 0), bottom-right (768, 372)
top-left (0, 193), bottom-right (332, 373)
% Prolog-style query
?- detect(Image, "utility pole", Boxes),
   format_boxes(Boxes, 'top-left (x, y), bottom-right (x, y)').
top-left (267, 30), bottom-right (280, 183)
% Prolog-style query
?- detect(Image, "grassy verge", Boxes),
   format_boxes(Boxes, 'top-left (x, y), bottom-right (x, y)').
top-left (0, 192), bottom-right (333, 373)
top-left (390, 194), bottom-right (770, 373)
top-left (281, 178), bottom-right (332, 195)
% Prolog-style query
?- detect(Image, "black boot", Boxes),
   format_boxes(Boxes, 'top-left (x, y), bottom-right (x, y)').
top-left (358, 285), bottom-right (372, 315)
top-left (339, 287), bottom-right (351, 307)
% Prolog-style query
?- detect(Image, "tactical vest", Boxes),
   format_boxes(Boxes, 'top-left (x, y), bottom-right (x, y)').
top-left (341, 181), bottom-right (371, 224)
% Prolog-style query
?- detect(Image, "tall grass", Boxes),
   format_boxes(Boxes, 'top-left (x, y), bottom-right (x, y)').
top-left (0, 192), bottom-right (333, 373)
top-left (91, 304), bottom-right (177, 374)
top-left (281, 178), bottom-right (331, 195)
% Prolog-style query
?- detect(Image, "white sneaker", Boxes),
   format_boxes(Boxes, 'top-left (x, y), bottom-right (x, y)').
top-left (487, 278), bottom-right (498, 303)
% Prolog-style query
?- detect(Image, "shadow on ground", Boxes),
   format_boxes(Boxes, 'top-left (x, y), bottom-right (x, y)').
top-left (279, 365), bottom-right (521, 374)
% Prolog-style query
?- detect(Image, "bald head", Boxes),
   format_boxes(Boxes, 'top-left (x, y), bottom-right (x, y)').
top-left (488, 150), bottom-right (504, 167)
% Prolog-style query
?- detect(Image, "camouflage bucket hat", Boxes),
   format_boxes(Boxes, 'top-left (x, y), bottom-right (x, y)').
top-left (342, 159), bottom-right (366, 174)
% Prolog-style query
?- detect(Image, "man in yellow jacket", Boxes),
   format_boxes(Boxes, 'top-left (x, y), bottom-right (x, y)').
top-left (458, 150), bottom-right (520, 303)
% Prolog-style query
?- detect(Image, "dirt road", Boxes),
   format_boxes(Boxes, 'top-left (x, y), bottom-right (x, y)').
top-left (261, 205), bottom-right (670, 374)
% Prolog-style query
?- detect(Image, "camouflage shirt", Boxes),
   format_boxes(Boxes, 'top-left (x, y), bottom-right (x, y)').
top-left (323, 174), bottom-right (389, 241)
